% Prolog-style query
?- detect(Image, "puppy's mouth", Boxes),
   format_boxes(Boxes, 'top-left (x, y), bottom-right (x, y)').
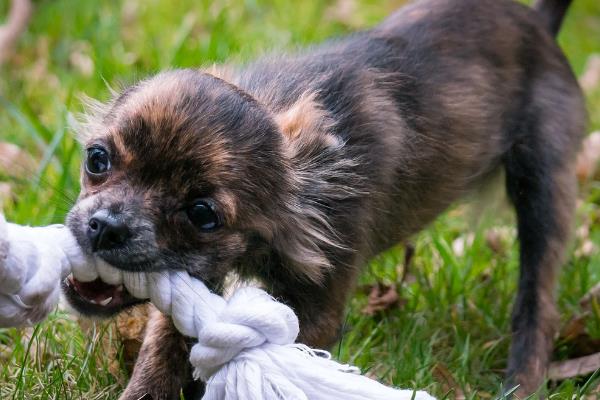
top-left (62, 274), bottom-right (144, 317)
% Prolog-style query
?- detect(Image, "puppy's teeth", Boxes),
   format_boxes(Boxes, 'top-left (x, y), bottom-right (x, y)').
top-left (90, 299), bottom-right (99, 305)
top-left (99, 297), bottom-right (112, 307)
top-left (116, 285), bottom-right (124, 293)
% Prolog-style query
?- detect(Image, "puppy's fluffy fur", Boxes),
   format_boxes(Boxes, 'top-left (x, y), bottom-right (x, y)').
top-left (65, 0), bottom-right (585, 397)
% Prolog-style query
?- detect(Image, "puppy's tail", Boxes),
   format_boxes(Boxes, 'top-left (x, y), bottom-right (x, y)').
top-left (533, 0), bottom-right (573, 37)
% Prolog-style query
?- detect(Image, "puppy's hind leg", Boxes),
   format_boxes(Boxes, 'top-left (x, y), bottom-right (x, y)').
top-left (503, 79), bottom-right (584, 396)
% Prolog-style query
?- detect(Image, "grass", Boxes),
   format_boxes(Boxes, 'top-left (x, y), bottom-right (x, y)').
top-left (1, 0), bottom-right (600, 398)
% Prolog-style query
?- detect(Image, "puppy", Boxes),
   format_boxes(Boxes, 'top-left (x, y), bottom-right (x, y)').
top-left (63, 0), bottom-right (585, 397)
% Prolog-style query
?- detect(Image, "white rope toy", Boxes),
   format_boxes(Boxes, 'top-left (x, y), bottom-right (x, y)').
top-left (0, 219), bottom-right (435, 400)
top-left (0, 216), bottom-right (85, 327)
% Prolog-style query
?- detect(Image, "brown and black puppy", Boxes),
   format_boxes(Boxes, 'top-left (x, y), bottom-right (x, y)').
top-left (63, 0), bottom-right (585, 398)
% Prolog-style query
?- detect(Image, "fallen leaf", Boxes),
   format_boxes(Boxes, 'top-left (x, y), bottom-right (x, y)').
top-left (481, 338), bottom-right (502, 351)
top-left (576, 132), bottom-right (600, 183)
top-left (432, 362), bottom-right (466, 399)
top-left (77, 303), bottom-right (150, 380)
top-left (114, 304), bottom-right (150, 374)
top-left (115, 303), bottom-right (149, 340)
top-left (549, 352), bottom-right (600, 381)
top-left (557, 317), bottom-right (600, 358)
top-left (580, 54), bottom-right (600, 93)
top-left (560, 315), bottom-right (588, 342)
top-left (484, 227), bottom-right (513, 255)
top-left (398, 242), bottom-right (416, 286)
top-left (552, 284), bottom-right (600, 360)
top-left (361, 283), bottom-right (401, 316)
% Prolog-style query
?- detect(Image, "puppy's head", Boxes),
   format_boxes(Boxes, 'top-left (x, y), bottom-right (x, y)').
top-left (64, 69), bottom-right (341, 316)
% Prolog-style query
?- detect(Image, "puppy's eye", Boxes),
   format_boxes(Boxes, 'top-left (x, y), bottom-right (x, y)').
top-left (86, 147), bottom-right (111, 175)
top-left (187, 200), bottom-right (221, 232)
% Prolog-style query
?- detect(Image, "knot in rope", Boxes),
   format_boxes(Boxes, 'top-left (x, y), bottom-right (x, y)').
top-left (191, 286), bottom-right (299, 380)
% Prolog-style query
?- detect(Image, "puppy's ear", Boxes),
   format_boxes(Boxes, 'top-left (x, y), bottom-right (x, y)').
top-left (268, 93), bottom-right (357, 284)
top-left (274, 92), bottom-right (342, 156)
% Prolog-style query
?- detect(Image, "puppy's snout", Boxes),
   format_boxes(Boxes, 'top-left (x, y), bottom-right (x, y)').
top-left (87, 210), bottom-right (131, 252)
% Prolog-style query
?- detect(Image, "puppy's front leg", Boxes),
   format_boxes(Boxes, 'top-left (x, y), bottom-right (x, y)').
top-left (119, 307), bottom-right (200, 400)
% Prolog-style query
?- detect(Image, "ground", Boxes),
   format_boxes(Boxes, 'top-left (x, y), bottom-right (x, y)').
top-left (1, 0), bottom-right (600, 399)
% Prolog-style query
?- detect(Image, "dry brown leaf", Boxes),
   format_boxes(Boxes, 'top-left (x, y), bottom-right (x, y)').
top-left (398, 242), bottom-right (416, 286)
top-left (557, 318), bottom-right (600, 358)
top-left (580, 55), bottom-right (600, 92)
top-left (569, 335), bottom-right (600, 359)
top-left (552, 283), bottom-right (600, 360)
top-left (577, 132), bottom-right (600, 183)
top-left (361, 283), bottom-right (401, 316)
top-left (549, 352), bottom-right (600, 381)
top-left (485, 231), bottom-right (503, 254)
top-left (481, 338), bottom-right (502, 351)
top-left (561, 315), bottom-right (588, 342)
top-left (432, 362), bottom-right (466, 399)
top-left (114, 304), bottom-right (150, 374)
top-left (361, 243), bottom-right (413, 310)
top-left (0, 142), bottom-right (36, 179)
top-left (77, 303), bottom-right (150, 380)
top-left (115, 304), bottom-right (149, 340)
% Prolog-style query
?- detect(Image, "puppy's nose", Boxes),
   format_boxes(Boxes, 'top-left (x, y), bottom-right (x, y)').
top-left (87, 211), bottom-right (131, 251)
